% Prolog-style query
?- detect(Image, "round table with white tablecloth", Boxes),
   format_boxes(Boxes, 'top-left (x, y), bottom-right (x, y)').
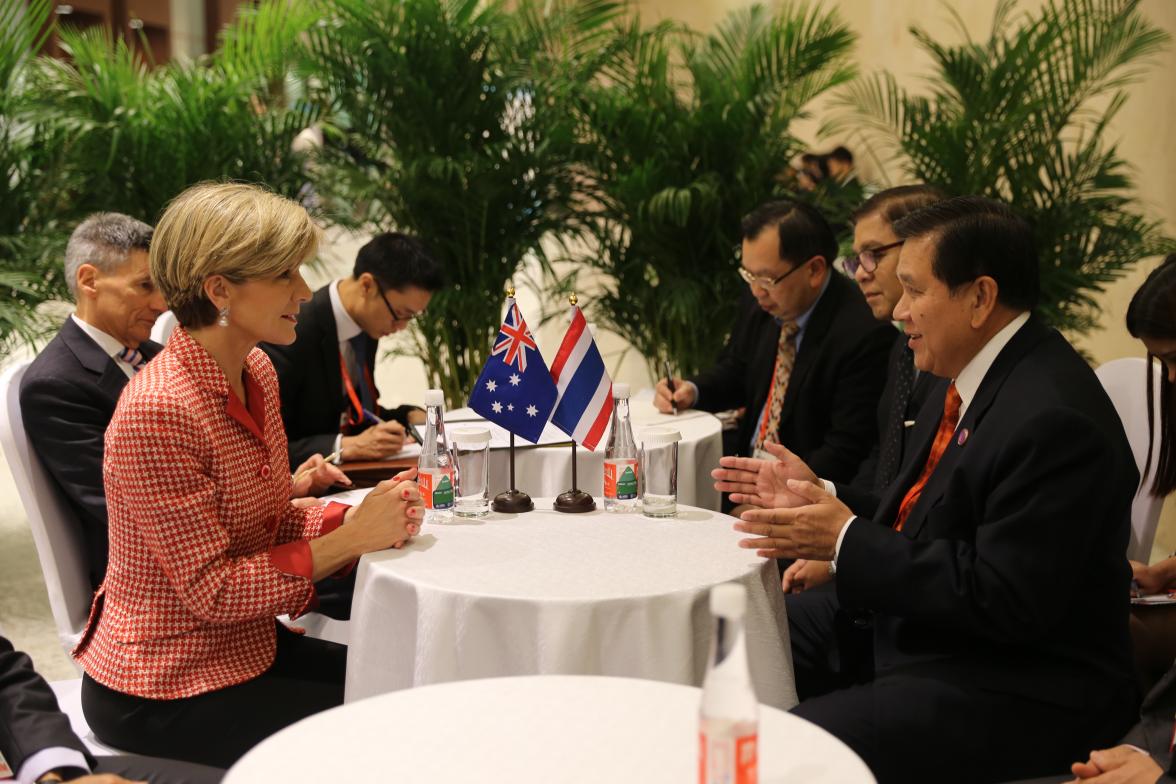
top-left (225, 676), bottom-right (874, 784)
top-left (328, 488), bottom-right (795, 708)
top-left (444, 398), bottom-right (723, 510)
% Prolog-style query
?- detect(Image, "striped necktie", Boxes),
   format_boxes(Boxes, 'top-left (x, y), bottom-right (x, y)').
top-left (116, 346), bottom-right (147, 373)
top-left (756, 321), bottom-right (800, 451)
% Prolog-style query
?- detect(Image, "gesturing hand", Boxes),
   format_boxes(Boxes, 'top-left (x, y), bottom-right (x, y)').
top-left (1068, 744), bottom-right (1163, 782)
top-left (712, 442), bottom-right (820, 509)
top-left (734, 478), bottom-right (854, 561)
top-left (291, 454), bottom-right (351, 498)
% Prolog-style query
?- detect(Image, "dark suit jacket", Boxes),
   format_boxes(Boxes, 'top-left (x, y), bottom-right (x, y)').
top-left (837, 315), bottom-right (1137, 715)
top-left (690, 271), bottom-right (895, 482)
top-left (0, 633), bottom-right (93, 779)
top-left (262, 285), bottom-right (418, 467)
top-left (838, 333), bottom-right (938, 519)
top-left (19, 318), bottom-right (161, 590)
top-left (1121, 662), bottom-right (1176, 780)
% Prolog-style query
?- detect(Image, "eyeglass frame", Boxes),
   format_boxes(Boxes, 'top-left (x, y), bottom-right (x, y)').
top-left (372, 277), bottom-right (421, 323)
top-left (844, 240), bottom-right (904, 276)
top-left (738, 256), bottom-right (814, 290)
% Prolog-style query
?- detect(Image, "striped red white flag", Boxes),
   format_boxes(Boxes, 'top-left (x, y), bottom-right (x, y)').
top-left (548, 304), bottom-right (614, 450)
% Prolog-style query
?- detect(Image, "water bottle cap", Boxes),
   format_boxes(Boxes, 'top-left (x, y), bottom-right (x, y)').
top-left (423, 389), bottom-right (445, 407)
top-left (612, 382), bottom-right (630, 399)
top-left (641, 427), bottom-right (681, 445)
top-left (451, 427), bottom-right (490, 446)
top-left (710, 583), bottom-right (746, 618)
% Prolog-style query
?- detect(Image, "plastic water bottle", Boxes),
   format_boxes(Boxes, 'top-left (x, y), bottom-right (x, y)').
top-left (603, 383), bottom-right (639, 512)
top-left (417, 389), bottom-right (453, 524)
top-left (699, 583), bottom-right (758, 784)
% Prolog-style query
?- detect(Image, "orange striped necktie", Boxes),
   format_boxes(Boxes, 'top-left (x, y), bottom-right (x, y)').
top-left (893, 383), bottom-right (961, 532)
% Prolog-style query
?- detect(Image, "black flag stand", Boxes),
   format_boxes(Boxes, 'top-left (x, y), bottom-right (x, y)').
top-left (554, 440), bottom-right (595, 513)
top-left (492, 432), bottom-right (533, 513)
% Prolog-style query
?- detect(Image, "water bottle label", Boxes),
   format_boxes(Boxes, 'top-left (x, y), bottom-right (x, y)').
top-left (604, 459), bottom-right (639, 500)
top-left (420, 470), bottom-right (454, 510)
top-left (699, 731), bottom-right (757, 784)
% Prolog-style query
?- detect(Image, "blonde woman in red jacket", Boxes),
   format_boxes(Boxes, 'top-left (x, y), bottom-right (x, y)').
top-left (74, 182), bottom-right (422, 768)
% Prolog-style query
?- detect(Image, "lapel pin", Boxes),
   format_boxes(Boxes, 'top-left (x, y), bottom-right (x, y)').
top-left (957, 427), bottom-right (969, 446)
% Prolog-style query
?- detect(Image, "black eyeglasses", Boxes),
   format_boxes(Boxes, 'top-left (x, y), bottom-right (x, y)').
top-left (845, 240), bottom-right (904, 276)
top-left (738, 258), bottom-right (810, 289)
top-left (373, 279), bottom-right (419, 323)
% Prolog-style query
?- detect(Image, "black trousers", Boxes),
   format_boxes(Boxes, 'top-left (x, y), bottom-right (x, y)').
top-left (82, 623), bottom-right (346, 769)
top-left (94, 754), bottom-right (224, 784)
top-left (784, 583), bottom-right (873, 701)
top-left (787, 592), bottom-right (1137, 783)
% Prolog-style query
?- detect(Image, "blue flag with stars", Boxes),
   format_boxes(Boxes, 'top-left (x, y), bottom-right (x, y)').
top-left (468, 297), bottom-right (558, 443)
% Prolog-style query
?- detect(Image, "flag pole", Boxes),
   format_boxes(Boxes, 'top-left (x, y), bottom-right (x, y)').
top-left (492, 287), bottom-right (534, 514)
top-left (554, 293), bottom-right (596, 514)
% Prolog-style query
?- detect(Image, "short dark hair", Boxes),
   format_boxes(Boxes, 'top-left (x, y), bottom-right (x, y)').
top-left (850, 184), bottom-right (946, 228)
top-left (829, 146), bottom-right (853, 165)
top-left (892, 195), bottom-right (1039, 312)
top-left (741, 200), bottom-right (838, 270)
top-left (353, 232), bottom-right (444, 292)
top-left (1126, 254), bottom-right (1176, 497)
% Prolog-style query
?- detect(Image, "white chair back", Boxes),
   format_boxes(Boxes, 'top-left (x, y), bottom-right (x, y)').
top-left (149, 310), bottom-right (178, 345)
top-left (1096, 356), bottom-right (1166, 562)
top-left (0, 361), bottom-right (91, 663)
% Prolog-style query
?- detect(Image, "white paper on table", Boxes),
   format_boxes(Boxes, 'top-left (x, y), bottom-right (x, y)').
top-left (445, 408), bottom-right (571, 450)
top-left (1131, 593), bottom-right (1176, 606)
top-left (382, 443), bottom-right (423, 460)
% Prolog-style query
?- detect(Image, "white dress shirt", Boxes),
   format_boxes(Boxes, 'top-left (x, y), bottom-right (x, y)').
top-left (71, 314), bottom-right (138, 380)
top-left (328, 280), bottom-right (366, 462)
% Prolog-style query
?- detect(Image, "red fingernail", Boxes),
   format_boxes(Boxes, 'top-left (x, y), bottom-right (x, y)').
top-left (401, 488), bottom-right (411, 499)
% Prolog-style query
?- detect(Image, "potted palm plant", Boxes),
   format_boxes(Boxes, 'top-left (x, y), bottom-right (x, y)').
top-left (572, 3), bottom-right (856, 378)
top-left (827, 0), bottom-right (1174, 337)
top-left (0, 0), bottom-right (69, 356)
top-left (306, 0), bottom-right (625, 407)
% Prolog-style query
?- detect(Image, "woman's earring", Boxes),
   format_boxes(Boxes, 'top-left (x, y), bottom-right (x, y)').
top-left (217, 306), bottom-right (230, 327)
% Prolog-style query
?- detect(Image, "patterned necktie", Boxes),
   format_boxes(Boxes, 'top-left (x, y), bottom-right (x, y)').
top-left (893, 383), bottom-right (961, 531)
top-left (116, 346), bottom-right (147, 373)
top-left (756, 321), bottom-right (801, 450)
top-left (874, 344), bottom-right (917, 494)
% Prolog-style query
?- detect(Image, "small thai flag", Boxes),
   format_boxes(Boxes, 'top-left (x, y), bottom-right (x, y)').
top-left (549, 304), bottom-right (613, 451)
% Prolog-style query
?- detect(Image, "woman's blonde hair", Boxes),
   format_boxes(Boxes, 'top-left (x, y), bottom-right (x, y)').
top-left (151, 182), bottom-right (321, 328)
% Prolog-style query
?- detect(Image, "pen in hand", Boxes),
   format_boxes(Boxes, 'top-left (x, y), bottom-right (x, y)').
top-left (664, 360), bottom-right (678, 416)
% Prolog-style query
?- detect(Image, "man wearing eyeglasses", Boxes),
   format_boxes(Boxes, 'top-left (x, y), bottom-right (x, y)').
top-left (263, 232), bottom-right (444, 469)
top-left (656, 199), bottom-right (894, 484)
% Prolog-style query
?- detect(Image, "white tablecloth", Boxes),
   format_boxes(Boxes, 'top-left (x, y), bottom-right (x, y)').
top-left (226, 676), bottom-right (873, 784)
top-left (445, 400), bottom-right (722, 510)
top-left (333, 489), bottom-right (795, 709)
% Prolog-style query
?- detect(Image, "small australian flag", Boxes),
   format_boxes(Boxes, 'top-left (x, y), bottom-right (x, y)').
top-left (468, 297), bottom-right (558, 443)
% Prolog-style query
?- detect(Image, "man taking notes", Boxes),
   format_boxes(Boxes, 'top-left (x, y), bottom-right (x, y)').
top-left (264, 232), bottom-right (444, 468)
top-left (655, 200), bottom-right (893, 483)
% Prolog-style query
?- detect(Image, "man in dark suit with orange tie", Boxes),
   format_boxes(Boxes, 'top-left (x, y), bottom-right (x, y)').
top-left (731, 196), bottom-right (1138, 782)
top-left (19, 213), bottom-right (165, 590)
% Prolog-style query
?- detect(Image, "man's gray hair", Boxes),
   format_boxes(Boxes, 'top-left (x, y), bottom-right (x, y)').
top-left (64, 212), bottom-right (154, 297)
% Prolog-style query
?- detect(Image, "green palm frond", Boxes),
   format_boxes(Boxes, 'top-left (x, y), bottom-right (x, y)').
top-left (307, 0), bottom-right (622, 405)
top-left (577, 1), bottom-right (857, 377)
top-left (830, 0), bottom-right (1172, 337)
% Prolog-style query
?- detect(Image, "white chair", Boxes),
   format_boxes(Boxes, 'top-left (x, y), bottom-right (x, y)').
top-left (1096, 356), bottom-right (1166, 562)
top-left (149, 309), bottom-right (178, 345)
top-left (0, 361), bottom-right (93, 664)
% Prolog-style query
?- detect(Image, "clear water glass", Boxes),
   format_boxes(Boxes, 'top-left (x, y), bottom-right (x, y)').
top-left (452, 427), bottom-right (490, 518)
top-left (640, 428), bottom-right (681, 518)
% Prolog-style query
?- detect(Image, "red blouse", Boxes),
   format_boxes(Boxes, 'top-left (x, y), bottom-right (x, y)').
top-left (74, 327), bottom-right (347, 699)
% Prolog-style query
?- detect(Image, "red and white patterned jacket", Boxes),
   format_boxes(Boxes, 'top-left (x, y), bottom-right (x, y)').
top-left (73, 327), bottom-right (347, 699)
